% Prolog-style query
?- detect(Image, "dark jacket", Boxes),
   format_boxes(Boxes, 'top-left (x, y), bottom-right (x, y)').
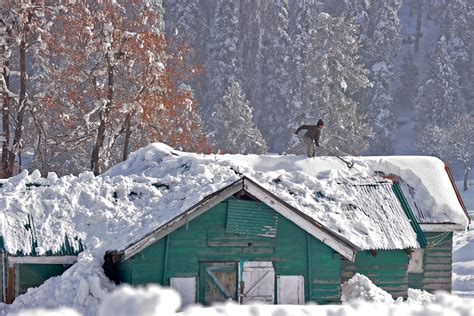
top-left (295, 125), bottom-right (322, 146)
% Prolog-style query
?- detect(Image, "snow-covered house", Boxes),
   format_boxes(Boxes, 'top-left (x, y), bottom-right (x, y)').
top-left (0, 143), bottom-right (469, 305)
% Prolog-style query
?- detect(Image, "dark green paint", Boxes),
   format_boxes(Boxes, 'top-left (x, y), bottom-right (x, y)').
top-left (392, 183), bottom-right (427, 248)
top-left (408, 232), bottom-right (453, 293)
top-left (107, 198), bottom-right (341, 304)
top-left (341, 250), bottom-right (410, 299)
top-left (226, 198), bottom-right (278, 237)
top-left (17, 263), bottom-right (72, 296)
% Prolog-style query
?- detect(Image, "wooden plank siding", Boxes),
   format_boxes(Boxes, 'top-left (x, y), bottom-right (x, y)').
top-left (408, 232), bottom-right (453, 293)
top-left (105, 198), bottom-right (342, 304)
top-left (16, 263), bottom-right (72, 296)
top-left (341, 250), bottom-right (410, 299)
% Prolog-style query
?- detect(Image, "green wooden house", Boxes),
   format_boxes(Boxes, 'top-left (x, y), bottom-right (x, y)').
top-left (395, 165), bottom-right (470, 294)
top-left (0, 144), bottom-right (469, 306)
top-left (0, 231), bottom-right (83, 303)
top-left (103, 176), bottom-right (424, 305)
top-left (0, 186), bottom-right (83, 303)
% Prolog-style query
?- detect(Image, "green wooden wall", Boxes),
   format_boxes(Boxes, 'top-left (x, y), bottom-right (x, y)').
top-left (16, 263), bottom-right (72, 296)
top-left (408, 232), bottom-right (453, 293)
top-left (341, 250), bottom-right (410, 299)
top-left (105, 198), bottom-right (342, 304)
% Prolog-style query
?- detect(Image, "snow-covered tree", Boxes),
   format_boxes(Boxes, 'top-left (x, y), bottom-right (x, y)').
top-left (415, 36), bottom-right (466, 129)
top-left (258, 0), bottom-right (291, 152)
top-left (164, 0), bottom-right (208, 93)
top-left (0, 1), bottom-right (64, 177)
top-left (288, 0), bottom-right (319, 128)
top-left (395, 52), bottom-right (419, 110)
top-left (238, 0), bottom-right (264, 115)
top-left (210, 80), bottom-right (267, 154)
top-left (35, 1), bottom-right (208, 175)
top-left (325, 0), bottom-right (402, 155)
top-left (418, 114), bottom-right (473, 191)
top-left (444, 0), bottom-right (474, 111)
top-left (364, 62), bottom-right (396, 154)
top-left (204, 0), bottom-right (240, 121)
top-left (289, 13), bottom-right (372, 155)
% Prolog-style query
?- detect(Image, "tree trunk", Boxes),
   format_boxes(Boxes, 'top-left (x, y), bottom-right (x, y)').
top-left (122, 112), bottom-right (132, 162)
top-left (91, 59), bottom-right (113, 176)
top-left (414, 0), bottom-right (423, 53)
top-left (1, 27), bottom-right (11, 177)
top-left (1, 62), bottom-right (10, 176)
top-left (6, 20), bottom-right (30, 177)
top-left (463, 162), bottom-right (470, 192)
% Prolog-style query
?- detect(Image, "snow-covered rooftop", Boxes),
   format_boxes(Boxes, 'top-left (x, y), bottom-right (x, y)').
top-left (0, 143), bottom-right (468, 258)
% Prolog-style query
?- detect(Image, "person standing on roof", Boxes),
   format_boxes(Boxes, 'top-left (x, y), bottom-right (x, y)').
top-left (294, 119), bottom-right (325, 158)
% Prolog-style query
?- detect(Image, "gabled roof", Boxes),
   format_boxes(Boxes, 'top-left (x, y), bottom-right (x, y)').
top-left (2, 143), bottom-right (463, 262)
top-left (112, 177), bottom-right (361, 261)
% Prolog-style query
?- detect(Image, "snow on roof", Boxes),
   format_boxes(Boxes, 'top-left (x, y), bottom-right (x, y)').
top-left (0, 143), bottom-right (465, 258)
top-left (362, 156), bottom-right (469, 226)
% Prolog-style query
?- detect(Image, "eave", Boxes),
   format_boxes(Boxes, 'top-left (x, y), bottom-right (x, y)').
top-left (419, 223), bottom-right (467, 232)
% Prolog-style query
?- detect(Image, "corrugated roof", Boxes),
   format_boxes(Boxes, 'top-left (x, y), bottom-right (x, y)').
top-left (0, 143), bottom-right (435, 258)
top-left (332, 179), bottom-right (419, 250)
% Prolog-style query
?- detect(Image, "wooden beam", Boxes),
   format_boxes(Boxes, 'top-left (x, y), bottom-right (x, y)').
top-left (6, 266), bottom-right (14, 304)
top-left (122, 179), bottom-right (245, 260)
top-left (243, 178), bottom-right (358, 261)
top-left (7, 256), bottom-right (78, 265)
top-left (2, 252), bottom-right (6, 303)
top-left (420, 224), bottom-right (466, 232)
top-left (444, 164), bottom-right (471, 224)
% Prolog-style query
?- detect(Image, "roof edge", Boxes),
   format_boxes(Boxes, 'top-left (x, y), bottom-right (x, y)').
top-left (444, 164), bottom-right (471, 225)
top-left (242, 177), bottom-right (359, 261)
top-left (420, 223), bottom-right (467, 232)
top-left (115, 178), bottom-right (245, 260)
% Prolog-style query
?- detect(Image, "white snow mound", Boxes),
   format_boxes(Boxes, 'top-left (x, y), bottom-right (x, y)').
top-left (341, 273), bottom-right (394, 304)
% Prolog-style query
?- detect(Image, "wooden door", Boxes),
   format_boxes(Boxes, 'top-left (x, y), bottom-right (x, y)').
top-left (277, 275), bottom-right (305, 304)
top-left (240, 261), bottom-right (275, 304)
top-left (200, 262), bottom-right (238, 305)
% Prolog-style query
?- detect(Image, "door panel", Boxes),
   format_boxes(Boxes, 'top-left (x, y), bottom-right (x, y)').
top-left (240, 261), bottom-right (275, 304)
top-left (201, 262), bottom-right (237, 305)
top-left (277, 275), bottom-right (305, 304)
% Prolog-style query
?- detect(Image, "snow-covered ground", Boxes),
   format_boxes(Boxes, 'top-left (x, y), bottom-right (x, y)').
top-left (8, 275), bottom-right (474, 316)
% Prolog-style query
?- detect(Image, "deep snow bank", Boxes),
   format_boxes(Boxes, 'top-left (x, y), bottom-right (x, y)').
top-left (7, 283), bottom-right (473, 316)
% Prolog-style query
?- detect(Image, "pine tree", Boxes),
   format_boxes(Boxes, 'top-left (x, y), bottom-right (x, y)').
top-left (395, 52), bottom-right (419, 110)
top-left (294, 13), bottom-right (372, 155)
top-left (238, 0), bottom-right (264, 117)
top-left (288, 0), bottom-right (319, 129)
top-left (204, 0), bottom-right (240, 121)
top-left (445, 0), bottom-right (474, 111)
top-left (418, 114), bottom-right (473, 191)
top-left (210, 80), bottom-right (267, 154)
top-left (326, 0), bottom-right (402, 155)
top-left (258, 0), bottom-right (291, 152)
top-left (415, 36), bottom-right (466, 129)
